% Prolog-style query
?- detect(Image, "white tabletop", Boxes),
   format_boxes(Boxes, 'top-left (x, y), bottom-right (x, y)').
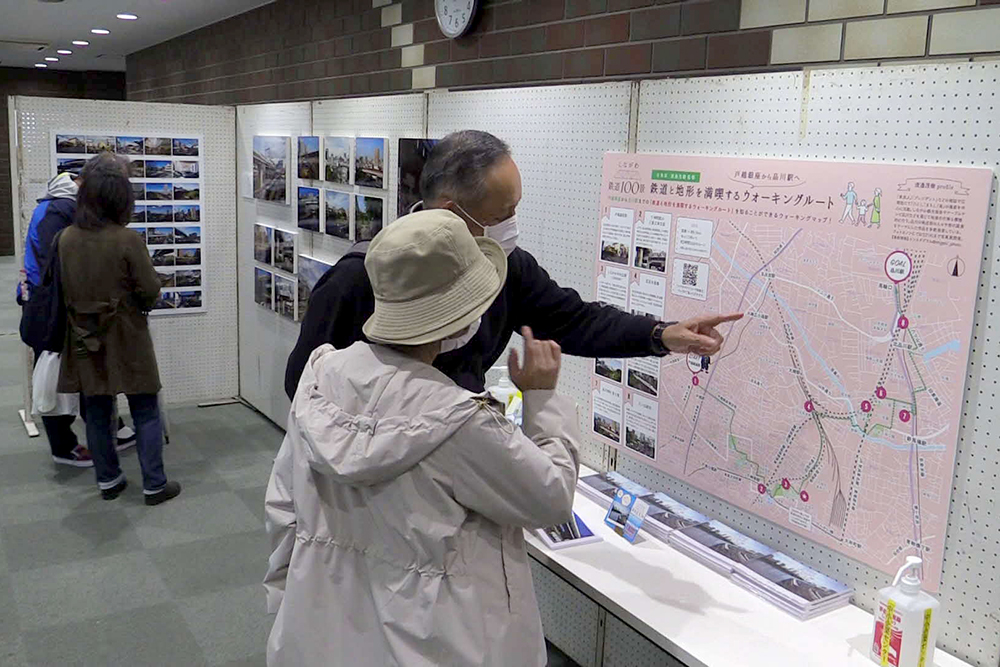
top-left (524, 474), bottom-right (970, 667)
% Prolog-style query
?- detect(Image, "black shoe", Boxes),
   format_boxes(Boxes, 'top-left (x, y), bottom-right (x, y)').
top-left (101, 479), bottom-right (128, 500)
top-left (145, 481), bottom-right (181, 506)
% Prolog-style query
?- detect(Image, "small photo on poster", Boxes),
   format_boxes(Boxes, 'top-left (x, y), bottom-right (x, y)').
top-left (147, 226), bottom-right (174, 245)
top-left (674, 217), bottom-right (713, 258)
top-left (595, 358), bottom-right (623, 383)
top-left (174, 160), bottom-right (199, 179)
top-left (156, 268), bottom-right (175, 288)
top-left (274, 274), bottom-right (296, 320)
top-left (153, 291), bottom-right (177, 310)
top-left (145, 160), bottom-right (173, 179)
top-left (274, 229), bottom-right (297, 274)
top-left (628, 273), bottom-right (666, 322)
top-left (173, 205), bottom-right (200, 223)
top-left (146, 206), bottom-right (172, 224)
top-left (355, 194), bottom-right (383, 241)
top-left (144, 137), bottom-right (172, 156)
top-left (173, 138), bottom-right (199, 156)
top-left (131, 182), bottom-right (146, 202)
top-left (626, 356), bottom-right (660, 398)
top-left (176, 248), bottom-right (201, 266)
top-left (128, 159), bottom-right (146, 178)
top-left (297, 136), bottom-right (320, 180)
top-left (150, 249), bottom-right (175, 267)
top-left (297, 187), bottom-right (321, 232)
top-left (254, 224), bottom-right (273, 264)
top-left (599, 207), bottom-right (634, 266)
top-left (178, 291), bottom-right (202, 309)
top-left (255, 267), bottom-right (273, 310)
top-left (592, 379), bottom-right (623, 444)
top-left (174, 225), bottom-right (201, 244)
top-left (87, 136), bottom-right (114, 154)
top-left (175, 269), bottom-right (201, 287)
top-left (625, 392), bottom-right (658, 460)
top-left (672, 259), bottom-right (709, 301)
top-left (145, 183), bottom-right (172, 201)
top-left (174, 183), bottom-right (200, 201)
top-left (116, 136), bottom-right (143, 155)
top-left (634, 211), bottom-right (671, 273)
top-left (56, 135), bottom-right (87, 154)
top-left (596, 265), bottom-right (630, 311)
top-left (325, 190), bottom-right (351, 239)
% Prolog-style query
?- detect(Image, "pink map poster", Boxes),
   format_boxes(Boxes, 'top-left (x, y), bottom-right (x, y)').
top-left (592, 153), bottom-right (993, 589)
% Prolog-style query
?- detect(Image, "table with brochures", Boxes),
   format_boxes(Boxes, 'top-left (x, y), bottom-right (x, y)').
top-left (523, 467), bottom-right (972, 667)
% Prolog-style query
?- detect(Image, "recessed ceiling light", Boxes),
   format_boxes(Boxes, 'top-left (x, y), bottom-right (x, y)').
top-left (57, 49), bottom-right (72, 55)
top-left (34, 63), bottom-right (48, 68)
top-left (44, 57), bottom-right (59, 62)
top-left (116, 13), bottom-right (138, 20)
top-left (91, 28), bottom-right (110, 35)
top-left (72, 40), bottom-right (90, 46)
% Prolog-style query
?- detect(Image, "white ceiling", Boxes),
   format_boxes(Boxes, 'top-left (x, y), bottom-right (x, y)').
top-left (0, 0), bottom-right (274, 72)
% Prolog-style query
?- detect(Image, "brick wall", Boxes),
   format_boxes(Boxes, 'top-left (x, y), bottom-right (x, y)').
top-left (127, 0), bottom-right (1000, 106)
top-left (0, 68), bottom-right (126, 256)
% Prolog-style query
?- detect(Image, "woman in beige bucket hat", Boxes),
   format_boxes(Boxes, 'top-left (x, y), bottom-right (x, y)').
top-left (264, 209), bottom-right (583, 667)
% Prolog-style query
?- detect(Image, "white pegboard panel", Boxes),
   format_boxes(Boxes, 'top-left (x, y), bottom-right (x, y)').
top-left (428, 83), bottom-right (633, 471)
top-left (628, 64), bottom-right (1000, 667)
top-left (529, 558), bottom-right (601, 667)
top-left (11, 96), bottom-right (237, 405)
top-left (602, 614), bottom-right (684, 667)
top-left (236, 102), bottom-right (313, 426)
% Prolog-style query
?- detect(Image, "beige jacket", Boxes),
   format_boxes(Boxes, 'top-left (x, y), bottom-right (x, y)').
top-left (264, 342), bottom-right (581, 667)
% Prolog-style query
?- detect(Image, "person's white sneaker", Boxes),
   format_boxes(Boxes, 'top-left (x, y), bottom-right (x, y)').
top-left (116, 425), bottom-right (136, 452)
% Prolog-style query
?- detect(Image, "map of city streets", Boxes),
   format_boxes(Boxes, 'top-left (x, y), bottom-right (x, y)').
top-left (591, 153), bottom-right (992, 589)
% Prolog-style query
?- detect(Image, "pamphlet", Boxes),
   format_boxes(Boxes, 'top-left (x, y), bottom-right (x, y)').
top-left (605, 487), bottom-right (648, 543)
top-left (534, 513), bottom-right (603, 551)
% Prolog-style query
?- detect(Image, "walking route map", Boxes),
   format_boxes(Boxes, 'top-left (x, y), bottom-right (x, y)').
top-left (591, 153), bottom-right (993, 589)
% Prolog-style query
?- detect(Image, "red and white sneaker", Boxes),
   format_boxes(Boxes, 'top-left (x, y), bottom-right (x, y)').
top-left (53, 445), bottom-right (94, 468)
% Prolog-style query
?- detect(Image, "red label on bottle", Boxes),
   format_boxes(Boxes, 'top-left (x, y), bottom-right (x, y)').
top-left (873, 619), bottom-right (903, 666)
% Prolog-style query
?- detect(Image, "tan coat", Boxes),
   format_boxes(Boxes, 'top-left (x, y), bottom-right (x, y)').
top-left (57, 224), bottom-right (162, 396)
top-left (264, 343), bottom-right (582, 667)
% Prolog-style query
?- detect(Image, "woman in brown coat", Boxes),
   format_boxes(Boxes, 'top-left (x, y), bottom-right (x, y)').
top-left (58, 153), bottom-right (181, 505)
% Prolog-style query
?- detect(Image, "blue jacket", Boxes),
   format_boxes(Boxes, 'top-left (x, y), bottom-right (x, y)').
top-left (19, 176), bottom-right (77, 301)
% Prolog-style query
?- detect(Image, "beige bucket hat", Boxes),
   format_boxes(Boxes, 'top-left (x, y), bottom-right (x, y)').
top-left (362, 209), bottom-right (508, 346)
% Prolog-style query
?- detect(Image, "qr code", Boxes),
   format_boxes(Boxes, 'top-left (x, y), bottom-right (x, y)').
top-left (682, 263), bottom-right (699, 287)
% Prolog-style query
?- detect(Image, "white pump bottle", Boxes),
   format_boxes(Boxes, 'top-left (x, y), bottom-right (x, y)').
top-left (869, 556), bottom-right (940, 667)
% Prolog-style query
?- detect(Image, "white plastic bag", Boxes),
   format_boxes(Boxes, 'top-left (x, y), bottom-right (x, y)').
top-left (32, 352), bottom-right (79, 416)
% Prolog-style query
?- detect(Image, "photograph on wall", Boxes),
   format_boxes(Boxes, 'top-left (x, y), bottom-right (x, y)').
top-left (173, 138), bottom-right (199, 156)
top-left (150, 249), bottom-right (175, 267)
top-left (274, 229), bottom-right (297, 274)
top-left (147, 206), bottom-right (173, 224)
top-left (255, 267), bottom-right (273, 310)
top-left (297, 187), bottom-right (321, 232)
top-left (128, 160), bottom-right (145, 178)
top-left (274, 275), bottom-right (296, 320)
top-left (178, 291), bottom-right (202, 309)
top-left (147, 226), bottom-right (174, 245)
top-left (175, 226), bottom-right (201, 244)
top-left (56, 157), bottom-right (89, 174)
top-left (145, 137), bottom-right (172, 156)
top-left (325, 136), bottom-right (351, 184)
top-left (131, 183), bottom-right (146, 202)
top-left (175, 160), bottom-right (199, 179)
top-left (324, 190), bottom-right (350, 240)
top-left (153, 291), bottom-right (177, 310)
top-left (254, 224), bottom-right (273, 264)
top-left (116, 136), bottom-right (143, 155)
top-left (355, 194), bottom-right (383, 241)
top-left (156, 268), bottom-right (176, 288)
top-left (145, 182), bottom-right (171, 201)
top-left (56, 135), bottom-right (87, 154)
top-left (176, 248), bottom-right (201, 266)
top-left (87, 136), bottom-right (115, 154)
top-left (174, 204), bottom-right (200, 223)
top-left (397, 138), bottom-right (438, 217)
top-left (355, 137), bottom-right (386, 189)
top-left (298, 136), bottom-right (320, 180)
top-left (297, 255), bottom-right (332, 322)
top-left (130, 206), bottom-right (146, 224)
top-left (146, 160), bottom-right (173, 179)
top-left (174, 183), bottom-right (200, 200)
top-left (253, 136), bottom-right (289, 203)
top-left (175, 269), bottom-right (202, 287)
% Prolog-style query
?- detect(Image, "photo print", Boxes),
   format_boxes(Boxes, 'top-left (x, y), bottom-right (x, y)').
top-left (128, 159), bottom-right (145, 178)
top-left (355, 137), bottom-right (386, 189)
top-left (172, 138), bottom-right (199, 156)
top-left (298, 136), bottom-right (320, 180)
top-left (150, 249), bottom-right (175, 267)
top-left (297, 187), bottom-right (321, 232)
top-left (297, 255), bottom-right (332, 321)
top-left (87, 136), bottom-right (115, 154)
top-left (255, 267), bottom-right (273, 310)
top-left (175, 269), bottom-right (201, 287)
top-left (156, 269), bottom-right (176, 288)
top-left (275, 275), bottom-right (296, 320)
top-left (175, 161), bottom-right (199, 179)
top-left (130, 206), bottom-right (146, 224)
top-left (254, 224), bottom-right (273, 264)
top-left (153, 291), bottom-right (177, 310)
top-left (355, 194), bottom-right (383, 241)
top-left (147, 226), bottom-right (174, 245)
top-left (274, 229), bottom-right (296, 274)
top-left (56, 134), bottom-right (87, 153)
top-left (146, 206), bottom-right (173, 224)
top-left (397, 138), bottom-right (438, 217)
top-left (325, 190), bottom-right (350, 240)
top-left (595, 358), bottom-right (623, 383)
top-left (117, 136), bottom-right (144, 155)
top-left (253, 136), bottom-right (289, 203)
top-left (176, 248), bottom-right (201, 266)
top-left (145, 160), bottom-right (173, 179)
top-left (175, 226), bottom-right (201, 244)
top-left (173, 204), bottom-right (200, 223)
top-left (57, 157), bottom-right (89, 174)
top-left (325, 137), bottom-right (351, 184)
top-left (131, 183), bottom-right (147, 201)
top-left (178, 291), bottom-right (202, 309)
top-left (145, 183), bottom-right (172, 201)
top-left (145, 137), bottom-right (172, 156)
top-left (174, 183), bottom-right (200, 201)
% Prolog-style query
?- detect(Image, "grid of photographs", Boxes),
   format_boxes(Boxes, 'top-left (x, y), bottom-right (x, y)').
top-left (252, 223), bottom-right (298, 321)
top-left (53, 132), bottom-right (204, 315)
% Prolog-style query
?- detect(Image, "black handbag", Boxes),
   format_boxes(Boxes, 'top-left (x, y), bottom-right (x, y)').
top-left (19, 230), bottom-right (66, 353)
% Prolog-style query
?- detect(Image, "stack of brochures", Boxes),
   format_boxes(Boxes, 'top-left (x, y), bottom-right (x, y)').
top-left (534, 513), bottom-right (603, 551)
top-left (577, 471), bottom-right (651, 509)
top-left (642, 492), bottom-right (711, 541)
top-left (668, 520), bottom-right (776, 577)
top-left (732, 552), bottom-right (853, 619)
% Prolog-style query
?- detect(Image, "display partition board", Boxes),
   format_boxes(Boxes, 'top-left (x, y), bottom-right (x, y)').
top-left (620, 65), bottom-right (1000, 667)
top-left (11, 96), bottom-right (237, 405)
top-left (428, 83), bottom-right (634, 472)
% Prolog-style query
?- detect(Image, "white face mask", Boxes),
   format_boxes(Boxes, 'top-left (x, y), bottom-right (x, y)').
top-left (454, 204), bottom-right (519, 256)
top-left (439, 317), bottom-right (481, 354)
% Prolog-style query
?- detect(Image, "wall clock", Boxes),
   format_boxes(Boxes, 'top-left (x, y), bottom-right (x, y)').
top-left (435, 0), bottom-right (480, 39)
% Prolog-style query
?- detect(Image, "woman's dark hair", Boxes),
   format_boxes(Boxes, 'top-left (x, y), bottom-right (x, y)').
top-left (75, 152), bottom-right (134, 229)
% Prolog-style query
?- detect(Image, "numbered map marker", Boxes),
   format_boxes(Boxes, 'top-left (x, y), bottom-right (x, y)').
top-left (800, 490), bottom-right (810, 503)
top-left (899, 409), bottom-right (912, 423)
top-left (898, 315), bottom-right (909, 330)
top-left (804, 400), bottom-right (815, 413)
top-left (757, 483), bottom-right (767, 495)
top-left (781, 478), bottom-right (791, 490)
top-left (692, 376), bottom-right (699, 386)
top-left (861, 400), bottom-right (873, 413)
top-left (885, 250), bottom-right (913, 283)
top-left (875, 386), bottom-right (887, 400)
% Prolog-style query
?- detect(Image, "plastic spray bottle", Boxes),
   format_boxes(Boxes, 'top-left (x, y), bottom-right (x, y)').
top-left (869, 556), bottom-right (940, 667)
top-left (486, 366), bottom-right (522, 426)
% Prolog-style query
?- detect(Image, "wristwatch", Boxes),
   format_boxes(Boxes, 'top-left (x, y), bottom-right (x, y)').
top-left (651, 321), bottom-right (677, 356)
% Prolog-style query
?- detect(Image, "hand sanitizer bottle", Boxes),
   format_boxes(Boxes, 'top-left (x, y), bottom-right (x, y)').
top-left (869, 556), bottom-right (940, 667)
top-left (486, 366), bottom-right (522, 426)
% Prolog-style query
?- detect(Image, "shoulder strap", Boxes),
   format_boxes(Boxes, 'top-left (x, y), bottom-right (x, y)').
top-left (39, 228), bottom-right (66, 287)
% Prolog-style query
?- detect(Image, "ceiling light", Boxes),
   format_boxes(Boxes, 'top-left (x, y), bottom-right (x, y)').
top-left (72, 40), bottom-right (90, 46)
top-left (91, 28), bottom-right (110, 35)
top-left (34, 63), bottom-right (48, 68)
top-left (57, 49), bottom-right (72, 55)
top-left (44, 57), bottom-right (59, 62)
top-left (116, 13), bottom-right (138, 20)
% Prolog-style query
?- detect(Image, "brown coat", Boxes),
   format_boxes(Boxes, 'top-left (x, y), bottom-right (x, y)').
top-left (57, 224), bottom-right (162, 396)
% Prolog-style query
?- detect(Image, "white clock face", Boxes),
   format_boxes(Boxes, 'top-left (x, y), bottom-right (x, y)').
top-left (436, 0), bottom-right (478, 39)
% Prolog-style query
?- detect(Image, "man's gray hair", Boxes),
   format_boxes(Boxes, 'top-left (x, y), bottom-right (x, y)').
top-left (419, 130), bottom-right (511, 206)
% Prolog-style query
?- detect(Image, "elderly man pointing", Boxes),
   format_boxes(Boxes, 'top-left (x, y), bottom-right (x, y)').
top-left (285, 130), bottom-right (741, 399)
